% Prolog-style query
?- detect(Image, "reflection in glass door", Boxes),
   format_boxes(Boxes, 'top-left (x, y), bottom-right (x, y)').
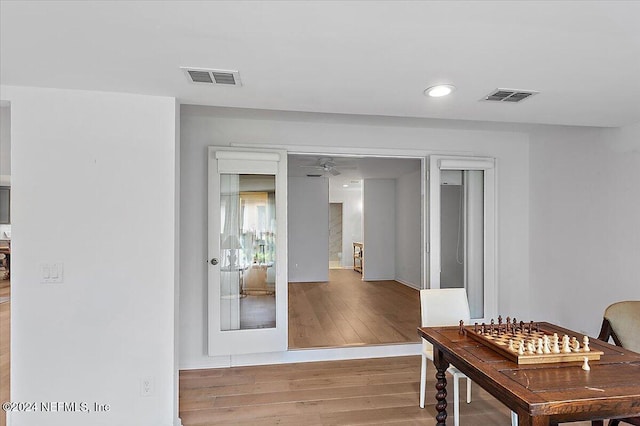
top-left (220, 174), bottom-right (276, 331)
top-left (429, 156), bottom-right (496, 322)
top-left (208, 148), bottom-right (286, 357)
top-left (439, 170), bottom-right (484, 318)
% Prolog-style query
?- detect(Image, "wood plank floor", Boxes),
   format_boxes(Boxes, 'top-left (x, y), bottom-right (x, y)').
top-left (179, 356), bottom-right (505, 425)
top-left (179, 356), bottom-right (593, 426)
top-left (288, 269), bottom-right (421, 349)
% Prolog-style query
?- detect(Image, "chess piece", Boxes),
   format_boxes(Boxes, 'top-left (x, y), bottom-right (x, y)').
top-left (498, 315), bottom-right (503, 326)
top-left (571, 336), bottom-right (580, 352)
top-left (583, 336), bottom-right (591, 352)
top-left (552, 333), bottom-right (560, 354)
top-left (543, 335), bottom-right (551, 354)
top-left (474, 322), bottom-right (478, 333)
top-left (582, 357), bottom-right (590, 371)
top-left (518, 339), bottom-right (525, 355)
top-left (536, 338), bottom-right (544, 354)
top-left (508, 338), bottom-right (515, 352)
top-left (562, 335), bottom-right (572, 353)
top-left (527, 340), bottom-right (535, 355)
top-left (529, 321), bottom-right (535, 334)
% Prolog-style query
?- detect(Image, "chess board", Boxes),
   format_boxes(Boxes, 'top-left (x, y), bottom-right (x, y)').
top-left (464, 320), bottom-right (604, 365)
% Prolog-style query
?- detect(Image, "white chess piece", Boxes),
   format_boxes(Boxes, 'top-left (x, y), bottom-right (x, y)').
top-left (582, 357), bottom-right (590, 371)
top-left (518, 339), bottom-right (525, 355)
top-left (508, 339), bottom-right (515, 352)
top-left (583, 336), bottom-right (591, 352)
top-left (527, 340), bottom-right (535, 355)
top-left (543, 335), bottom-right (551, 354)
top-left (536, 338), bottom-right (544, 354)
top-left (552, 333), bottom-right (560, 354)
top-left (571, 336), bottom-right (580, 352)
top-left (562, 335), bottom-right (572, 353)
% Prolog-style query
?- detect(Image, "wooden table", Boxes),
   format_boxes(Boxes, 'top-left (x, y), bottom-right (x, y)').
top-left (418, 323), bottom-right (640, 426)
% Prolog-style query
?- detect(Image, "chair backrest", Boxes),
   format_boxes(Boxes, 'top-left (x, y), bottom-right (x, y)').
top-left (603, 301), bottom-right (640, 353)
top-left (420, 288), bottom-right (471, 327)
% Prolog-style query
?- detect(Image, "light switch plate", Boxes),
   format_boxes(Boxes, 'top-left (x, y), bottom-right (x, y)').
top-left (40, 263), bottom-right (63, 283)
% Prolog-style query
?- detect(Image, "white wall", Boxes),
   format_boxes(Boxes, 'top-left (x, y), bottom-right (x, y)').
top-left (329, 186), bottom-right (362, 268)
top-left (2, 86), bottom-right (178, 426)
top-left (395, 169), bottom-right (421, 288)
top-left (529, 123), bottom-right (640, 336)
top-left (288, 177), bottom-right (329, 282)
top-left (179, 105), bottom-right (530, 369)
top-left (363, 179), bottom-right (396, 280)
top-left (0, 106), bottom-right (10, 185)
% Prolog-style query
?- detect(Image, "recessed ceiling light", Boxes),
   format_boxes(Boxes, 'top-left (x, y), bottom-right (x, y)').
top-left (424, 84), bottom-right (456, 98)
top-left (342, 184), bottom-right (349, 188)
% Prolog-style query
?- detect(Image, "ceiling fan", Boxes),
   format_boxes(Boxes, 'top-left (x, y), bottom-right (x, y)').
top-left (299, 157), bottom-right (356, 176)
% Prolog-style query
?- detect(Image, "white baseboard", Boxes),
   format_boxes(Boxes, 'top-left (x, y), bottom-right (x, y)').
top-left (395, 278), bottom-right (420, 290)
top-left (180, 343), bottom-right (421, 370)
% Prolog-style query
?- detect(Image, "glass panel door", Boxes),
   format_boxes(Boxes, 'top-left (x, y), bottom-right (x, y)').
top-left (439, 170), bottom-right (484, 318)
top-left (429, 156), bottom-right (496, 322)
top-left (220, 174), bottom-right (277, 331)
top-left (208, 148), bottom-right (287, 356)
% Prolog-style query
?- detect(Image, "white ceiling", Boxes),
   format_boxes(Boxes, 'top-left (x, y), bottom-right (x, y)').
top-left (289, 155), bottom-right (421, 190)
top-left (1, 1), bottom-right (639, 127)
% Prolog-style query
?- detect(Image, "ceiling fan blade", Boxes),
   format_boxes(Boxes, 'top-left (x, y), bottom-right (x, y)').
top-left (329, 168), bottom-right (341, 176)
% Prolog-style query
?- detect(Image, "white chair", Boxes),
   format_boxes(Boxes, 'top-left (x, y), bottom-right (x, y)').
top-left (419, 288), bottom-right (517, 426)
top-left (419, 288), bottom-right (472, 426)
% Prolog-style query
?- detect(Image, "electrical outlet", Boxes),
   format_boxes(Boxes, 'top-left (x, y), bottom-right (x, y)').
top-left (141, 377), bottom-right (154, 397)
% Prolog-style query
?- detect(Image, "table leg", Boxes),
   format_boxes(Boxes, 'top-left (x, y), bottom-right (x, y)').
top-left (433, 348), bottom-right (449, 425)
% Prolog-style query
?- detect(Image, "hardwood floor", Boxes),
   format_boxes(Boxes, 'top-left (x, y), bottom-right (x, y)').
top-left (179, 355), bottom-right (514, 425)
top-left (0, 279), bottom-right (9, 426)
top-left (179, 356), bottom-right (594, 426)
top-left (288, 269), bottom-right (421, 349)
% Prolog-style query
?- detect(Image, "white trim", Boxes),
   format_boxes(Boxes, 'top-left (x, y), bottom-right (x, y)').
top-left (180, 343), bottom-right (421, 369)
top-left (395, 278), bottom-right (420, 290)
top-left (439, 159), bottom-right (495, 170)
top-left (231, 142), bottom-right (475, 158)
top-left (215, 151), bottom-right (280, 162)
top-left (422, 157), bottom-right (428, 289)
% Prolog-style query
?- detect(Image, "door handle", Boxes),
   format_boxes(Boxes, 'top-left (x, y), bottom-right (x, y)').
top-left (210, 258), bottom-right (219, 266)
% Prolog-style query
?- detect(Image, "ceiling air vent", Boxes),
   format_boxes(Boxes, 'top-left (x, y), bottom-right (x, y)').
top-left (482, 88), bottom-right (538, 103)
top-left (181, 67), bottom-right (242, 86)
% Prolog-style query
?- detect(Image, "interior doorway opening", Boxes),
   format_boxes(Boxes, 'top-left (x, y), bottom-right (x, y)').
top-left (287, 153), bottom-right (423, 349)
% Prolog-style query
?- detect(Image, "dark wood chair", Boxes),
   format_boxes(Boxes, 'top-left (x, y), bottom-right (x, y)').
top-left (592, 301), bottom-right (640, 426)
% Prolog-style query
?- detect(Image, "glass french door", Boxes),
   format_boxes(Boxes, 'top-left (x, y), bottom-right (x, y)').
top-left (208, 148), bottom-right (287, 356)
top-left (428, 156), bottom-right (496, 322)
